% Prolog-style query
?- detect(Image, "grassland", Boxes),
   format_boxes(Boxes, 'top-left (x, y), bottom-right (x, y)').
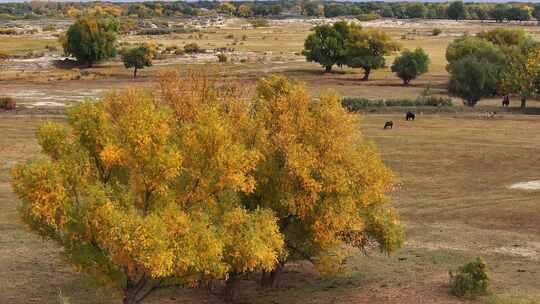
top-left (2, 113), bottom-right (540, 304)
top-left (2, 17), bottom-right (540, 304)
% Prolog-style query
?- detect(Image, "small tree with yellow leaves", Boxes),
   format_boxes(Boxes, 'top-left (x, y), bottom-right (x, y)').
top-left (11, 82), bottom-right (284, 303)
top-left (501, 42), bottom-right (540, 108)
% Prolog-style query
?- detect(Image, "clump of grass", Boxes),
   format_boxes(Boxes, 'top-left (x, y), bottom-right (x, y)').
top-left (184, 42), bottom-right (202, 54)
top-left (449, 257), bottom-right (489, 298)
top-left (432, 28), bottom-right (442, 36)
top-left (249, 18), bottom-right (269, 28)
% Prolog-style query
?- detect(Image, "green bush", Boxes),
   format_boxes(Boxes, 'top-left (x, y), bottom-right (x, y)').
top-left (184, 42), bottom-right (202, 53)
top-left (0, 97), bottom-right (16, 110)
top-left (357, 13), bottom-right (380, 22)
top-left (449, 257), bottom-right (489, 298)
top-left (249, 18), bottom-right (269, 28)
top-left (432, 28), bottom-right (442, 36)
top-left (217, 53), bottom-right (228, 63)
top-left (342, 96), bottom-right (453, 111)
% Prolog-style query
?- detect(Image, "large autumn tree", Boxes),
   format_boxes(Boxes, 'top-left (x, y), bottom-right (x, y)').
top-left (12, 69), bottom-right (402, 302)
top-left (244, 75), bottom-right (403, 285)
top-left (60, 15), bottom-right (118, 67)
top-left (11, 73), bottom-right (285, 304)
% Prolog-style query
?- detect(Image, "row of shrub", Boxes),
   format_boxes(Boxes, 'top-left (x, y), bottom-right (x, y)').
top-left (342, 96), bottom-right (454, 112)
top-left (136, 26), bottom-right (198, 36)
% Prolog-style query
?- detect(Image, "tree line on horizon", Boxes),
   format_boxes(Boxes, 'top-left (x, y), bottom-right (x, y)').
top-left (1, 0), bottom-right (540, 22)
top-left (303, 21), bottom-right (540, 108)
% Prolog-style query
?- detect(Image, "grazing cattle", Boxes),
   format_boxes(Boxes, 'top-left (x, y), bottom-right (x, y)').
top-left (502, 95), bottom-right (510, 107)
top-left (384, 121), bottom-right (393, 129)
top-left (406, 112), bottom-right (415, 121)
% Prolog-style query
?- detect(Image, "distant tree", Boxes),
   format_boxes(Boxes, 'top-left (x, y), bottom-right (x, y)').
top-left (533, 4), bottom-right (540, 21)
top-left (303, 21), bottom-right (350, 72)
top-left (344, 25), bottom-right (401, 81)
top-left (303, 1), bottom-right (324, 17)
top-left (447, 1), bottom-right (465, 20)
top-left (217, 2), bottom-right (236, 15)
top-left (391, 48), bottom-right (430, 85)
top-left (121, 44), bottom-right (153, 78)
top-left (380, 6), bottom-right (394, 18)
top-left (473, 5), bottom-right (490, 22)
top-left (60, 15), bottom-right (118, 67)
top-left (236, 4), bottom-right (252, 17)
top-left (448, 56), bottom-right (499, 106)
top-left (505, 6), bottom-right (531, 22)
top-left (501, 43), bottom-right (540, 108)
top-left (405, 3), bottom-right (426, 19)
top-left (489, 4), bottom-right (511, 23)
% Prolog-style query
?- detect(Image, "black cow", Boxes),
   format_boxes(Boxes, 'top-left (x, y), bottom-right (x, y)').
top-left (406, 112), bottom-right (415, 121)
top-left (384, 121), bottom-right (393, 129)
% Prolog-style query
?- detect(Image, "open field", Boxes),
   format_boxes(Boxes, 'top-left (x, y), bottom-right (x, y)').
top-left (2, 15), bottom-right (540, 304)
top-left (3, 18), bottom-right (540, 108)
top-left (1, 113), bottom-right (540, 304)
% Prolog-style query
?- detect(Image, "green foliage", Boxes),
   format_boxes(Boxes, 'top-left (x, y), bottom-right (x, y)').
top-left (342, 96), bottom-right (454, 111)
top-left (448, 56), bottom-right (499, 107)
top-left (60, 15), bottom-right (118, 67)
top-left (477, 28), bottom-right (529, 48)
top-left (500, 45), bottom-right (540, 108)
top-left (449, 257), bottom-right (489, 298)
top-left (432, 28), bottom-right (442, 36)
top-left (120, 44), bottom-right (153, 78)
top-left (183, 42), bottom-right (201, 54)
top-left (344, 25), bottom-right (401, 81)
top-left (303, 21), bottom-right (351, 72)
top-left (391, 48), bottom-right (430, 85)
top-left (0, 96), bottom-right (16, 110)
top-left (248, 17), bottom-right (269, 28)
top-left (356, 13), bottom-right (380, 22)
top-left (448, 1), bottom-right (465, 20)
top-left (446, 36), bottom-right (505, 66)
top-left (534, 4), bottom-right (540, 21)
top-left (405, 3), bottom-right (426, 19)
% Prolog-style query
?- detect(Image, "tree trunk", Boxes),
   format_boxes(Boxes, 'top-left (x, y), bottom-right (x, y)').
top-left (260, 263), bottom-right (284, 288)
top-left (361, 68), bottom-right (371, 81)
top-left (325, 65), bottom-right (332, 73)
top-left (121, 275), bottom-right (159, 304)
top-left (133, 68), bottom-right (138, 79)
top-left (521, 96), bottom-right (527, 108)
top-left (223, 273), bottom-right (240, 303)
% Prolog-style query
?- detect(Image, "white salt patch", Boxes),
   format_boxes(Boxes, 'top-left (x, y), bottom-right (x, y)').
top-left (27, 102), bottom-right (66, 108)
top-left (509, 180), bottom-right (540, 190)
